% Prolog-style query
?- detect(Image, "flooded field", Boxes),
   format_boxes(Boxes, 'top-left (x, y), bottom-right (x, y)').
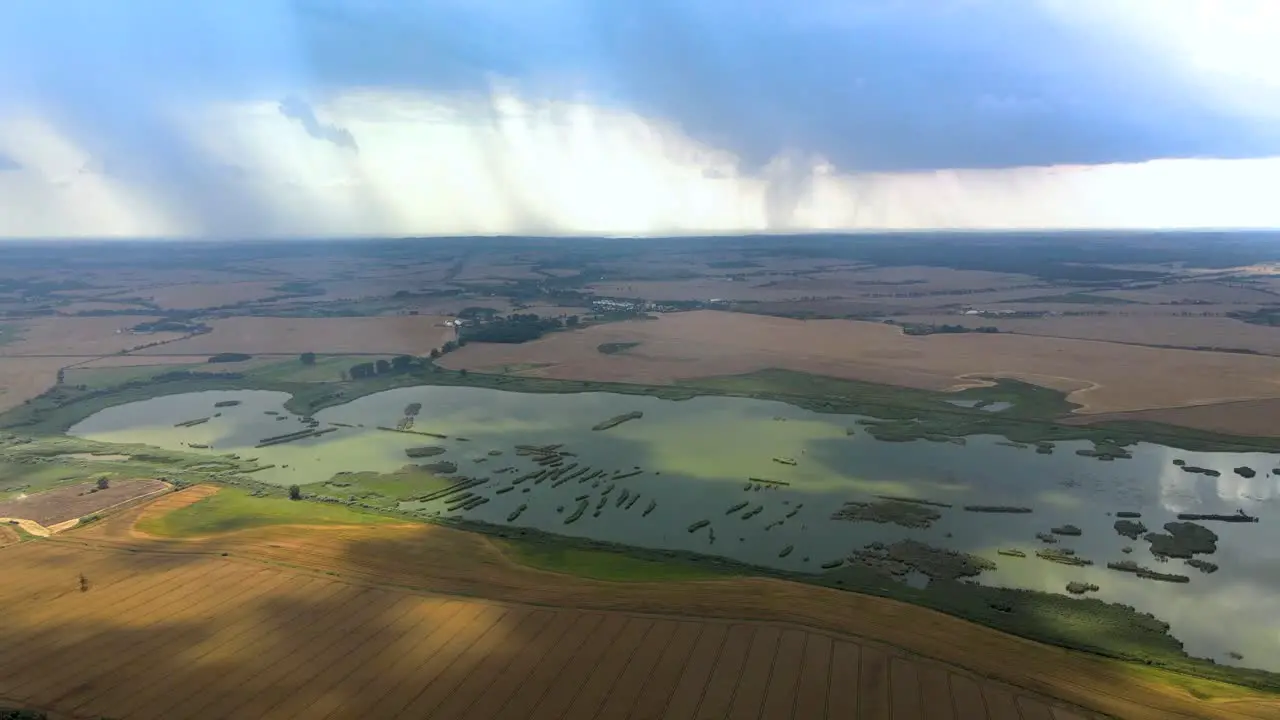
top-left (69, 386), bottom-right (1280, 670)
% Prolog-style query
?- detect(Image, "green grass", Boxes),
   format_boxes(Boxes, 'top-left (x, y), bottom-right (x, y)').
top-left (597, 342), bottom-right (640, 355)
top-left (500, 541), bottom-right (732, 582)
top-left (63, 362), bottom-right (227, 390)
top-left (245, 355), bottom-right (389, 383)
top-left (0, 322), bottom-right (25, 348)
top-left (321, 467), bottom-right (456, 507)
top-left (137, 486), bottom-right (398, 537)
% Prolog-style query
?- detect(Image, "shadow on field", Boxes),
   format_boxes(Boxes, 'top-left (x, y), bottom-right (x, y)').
top-left (0, 545), bottom-right (546, 720)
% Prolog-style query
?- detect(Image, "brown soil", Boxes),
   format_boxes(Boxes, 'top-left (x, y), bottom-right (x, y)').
top-left (0, 488), bottom-right (1268, 719)
top-left (133, 315), bottom-right (454, 356)
top-left (0, 524), bottom-right (18, 548)
top-left (442, 310), bottom-right (1280, 417)
top-left (0, 479), bottom-right (170, 527)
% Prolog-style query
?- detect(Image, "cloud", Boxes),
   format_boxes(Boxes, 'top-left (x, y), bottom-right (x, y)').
top-left (278, 96), bottom-right (358, 151)
top-left (2, 88), bottom-right (1279, 239)
top-left (0, 151), bottom-right (20, 171)
top-left (0, 0), bottom-right (1278, 237)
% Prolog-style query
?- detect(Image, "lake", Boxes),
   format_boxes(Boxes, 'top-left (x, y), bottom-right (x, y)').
top-left (68, 386), bottom-right (1280, 670)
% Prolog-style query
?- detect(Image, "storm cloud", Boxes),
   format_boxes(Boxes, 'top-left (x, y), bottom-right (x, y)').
top-left (0, 0), bottom-right (1277, 237)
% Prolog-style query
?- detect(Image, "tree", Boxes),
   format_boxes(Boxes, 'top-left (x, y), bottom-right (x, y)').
top-left (429, 348), bottom-right (441, 359)
top-left (300, 352), bottom-right (316, 365)
top-left (375, 358), bottom-right (392, 374)
top-left (288, 484), bottom-right (302, 501)
top-left (96, 477), bottom-right (109, 491)
top-left (391, 354), bottom-right (414, 372)
top-left (566, 315), bottom-right (580, 327)
top-left (459, 368), bottom-right (468, 377)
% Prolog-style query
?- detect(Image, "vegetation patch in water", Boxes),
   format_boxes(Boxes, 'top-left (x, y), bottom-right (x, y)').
top-left (404, 446), bottom-right (446, 459)
top-left (592, 411), bottom-right (643, 431)
top-left (874, 495), bottom-right (952, 508)
top-left (1036, 548), bottom-right (1092, 567)
top-left (1186, 558), bottom-right (1219, 574)
top-left (1114, 519), bottom-right (1148, 540)
top-left (1145, 522), bottom-right (1218, 558)
top-left (1066, 581), bottom-right (1100, 595)
top-left (1107, 560), bottom-right (1190, 583)
top-left (418, 461), bottom-right (457, 475)
top-left (831, 500), bottom-right (942, 529)
top-left (964, 505), bottom-right (1032, 514)
top-left (850, 540), bottom-right (996, 582)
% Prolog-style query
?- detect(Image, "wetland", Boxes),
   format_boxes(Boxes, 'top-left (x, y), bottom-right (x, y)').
top-left (60, 380), bottom-right (1280, 678)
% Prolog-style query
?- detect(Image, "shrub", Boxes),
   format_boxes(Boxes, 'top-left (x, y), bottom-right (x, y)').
top-left (288, 485), bottom-right (302, 501)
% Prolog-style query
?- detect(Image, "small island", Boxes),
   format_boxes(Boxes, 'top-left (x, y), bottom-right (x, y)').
top-left (592, 411), bottom-right (643, 431)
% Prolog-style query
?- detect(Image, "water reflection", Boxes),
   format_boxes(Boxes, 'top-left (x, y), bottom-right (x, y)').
top-left (68, 386), bottom-right (1280, 670)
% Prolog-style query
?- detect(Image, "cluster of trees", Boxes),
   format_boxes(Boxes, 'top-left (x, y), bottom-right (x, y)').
top-left (207, 353), bottom-right (253, 363)
top-left (347, 354), bottom-right (419, 379)
top-left (892, 322), bottom-right (999, 336)
top-left (130, 318), bottom-right (210, 334)
top-left (460, 313), bottom-right (577, 344)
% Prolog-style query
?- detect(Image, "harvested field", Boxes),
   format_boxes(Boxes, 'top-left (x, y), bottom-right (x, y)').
top-left (0, 524), bottom-right (18, 548)
top-left (55, 301), bottom-right (153, 314)
top-left (1063, 399), bottom-right (1280, 438)
top-left (1, 536), bottom-right (1105, 720)
top-left (0, 357), bottom-right (74, 413)
top-left (1094, 283), bottom-right (1280, 305)
top-left (8, 487), bottom-right (1267, 720)
top-left (0, 316), bottom-right (183, 357)
top-left (896, 315), bottom-right (1280, 356)
top-left (0, 479), bottom-right (169, 527)
top-left (441, 310), bottom-right (1280, 416)
top-left (130, 281), bottom-right (292, 310)
top-left (133, 316), bottom-right (454, 357)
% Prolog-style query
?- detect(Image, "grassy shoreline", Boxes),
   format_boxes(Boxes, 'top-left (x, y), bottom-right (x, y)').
top-left (6, 357), bottom-right (1280, 453)
top-left (448, 518), bottom-right (1280, 694)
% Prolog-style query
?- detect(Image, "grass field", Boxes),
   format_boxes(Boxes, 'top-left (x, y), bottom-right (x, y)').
top-left (499, 541), bottom-right (731, 583)
top-left (135, 486), bottom-right (397, 538)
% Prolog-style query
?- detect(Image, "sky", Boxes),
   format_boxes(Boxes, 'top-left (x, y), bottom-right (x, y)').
top-left (1, 0), bottom-right (1279, 238)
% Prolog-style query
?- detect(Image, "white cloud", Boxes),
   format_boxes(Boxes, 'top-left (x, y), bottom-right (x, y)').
top-left (2, 86), bottom-right (1279, 238)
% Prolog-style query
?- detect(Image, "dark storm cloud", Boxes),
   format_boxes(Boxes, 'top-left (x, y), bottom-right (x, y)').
top-left (287, 0), bottom-right (1280, 172)
top-left (278, 96), bottom-right (358, 151)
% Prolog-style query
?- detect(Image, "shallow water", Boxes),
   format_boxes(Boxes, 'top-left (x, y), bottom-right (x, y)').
top-left (69, 386), bottom-right (1280, 670)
